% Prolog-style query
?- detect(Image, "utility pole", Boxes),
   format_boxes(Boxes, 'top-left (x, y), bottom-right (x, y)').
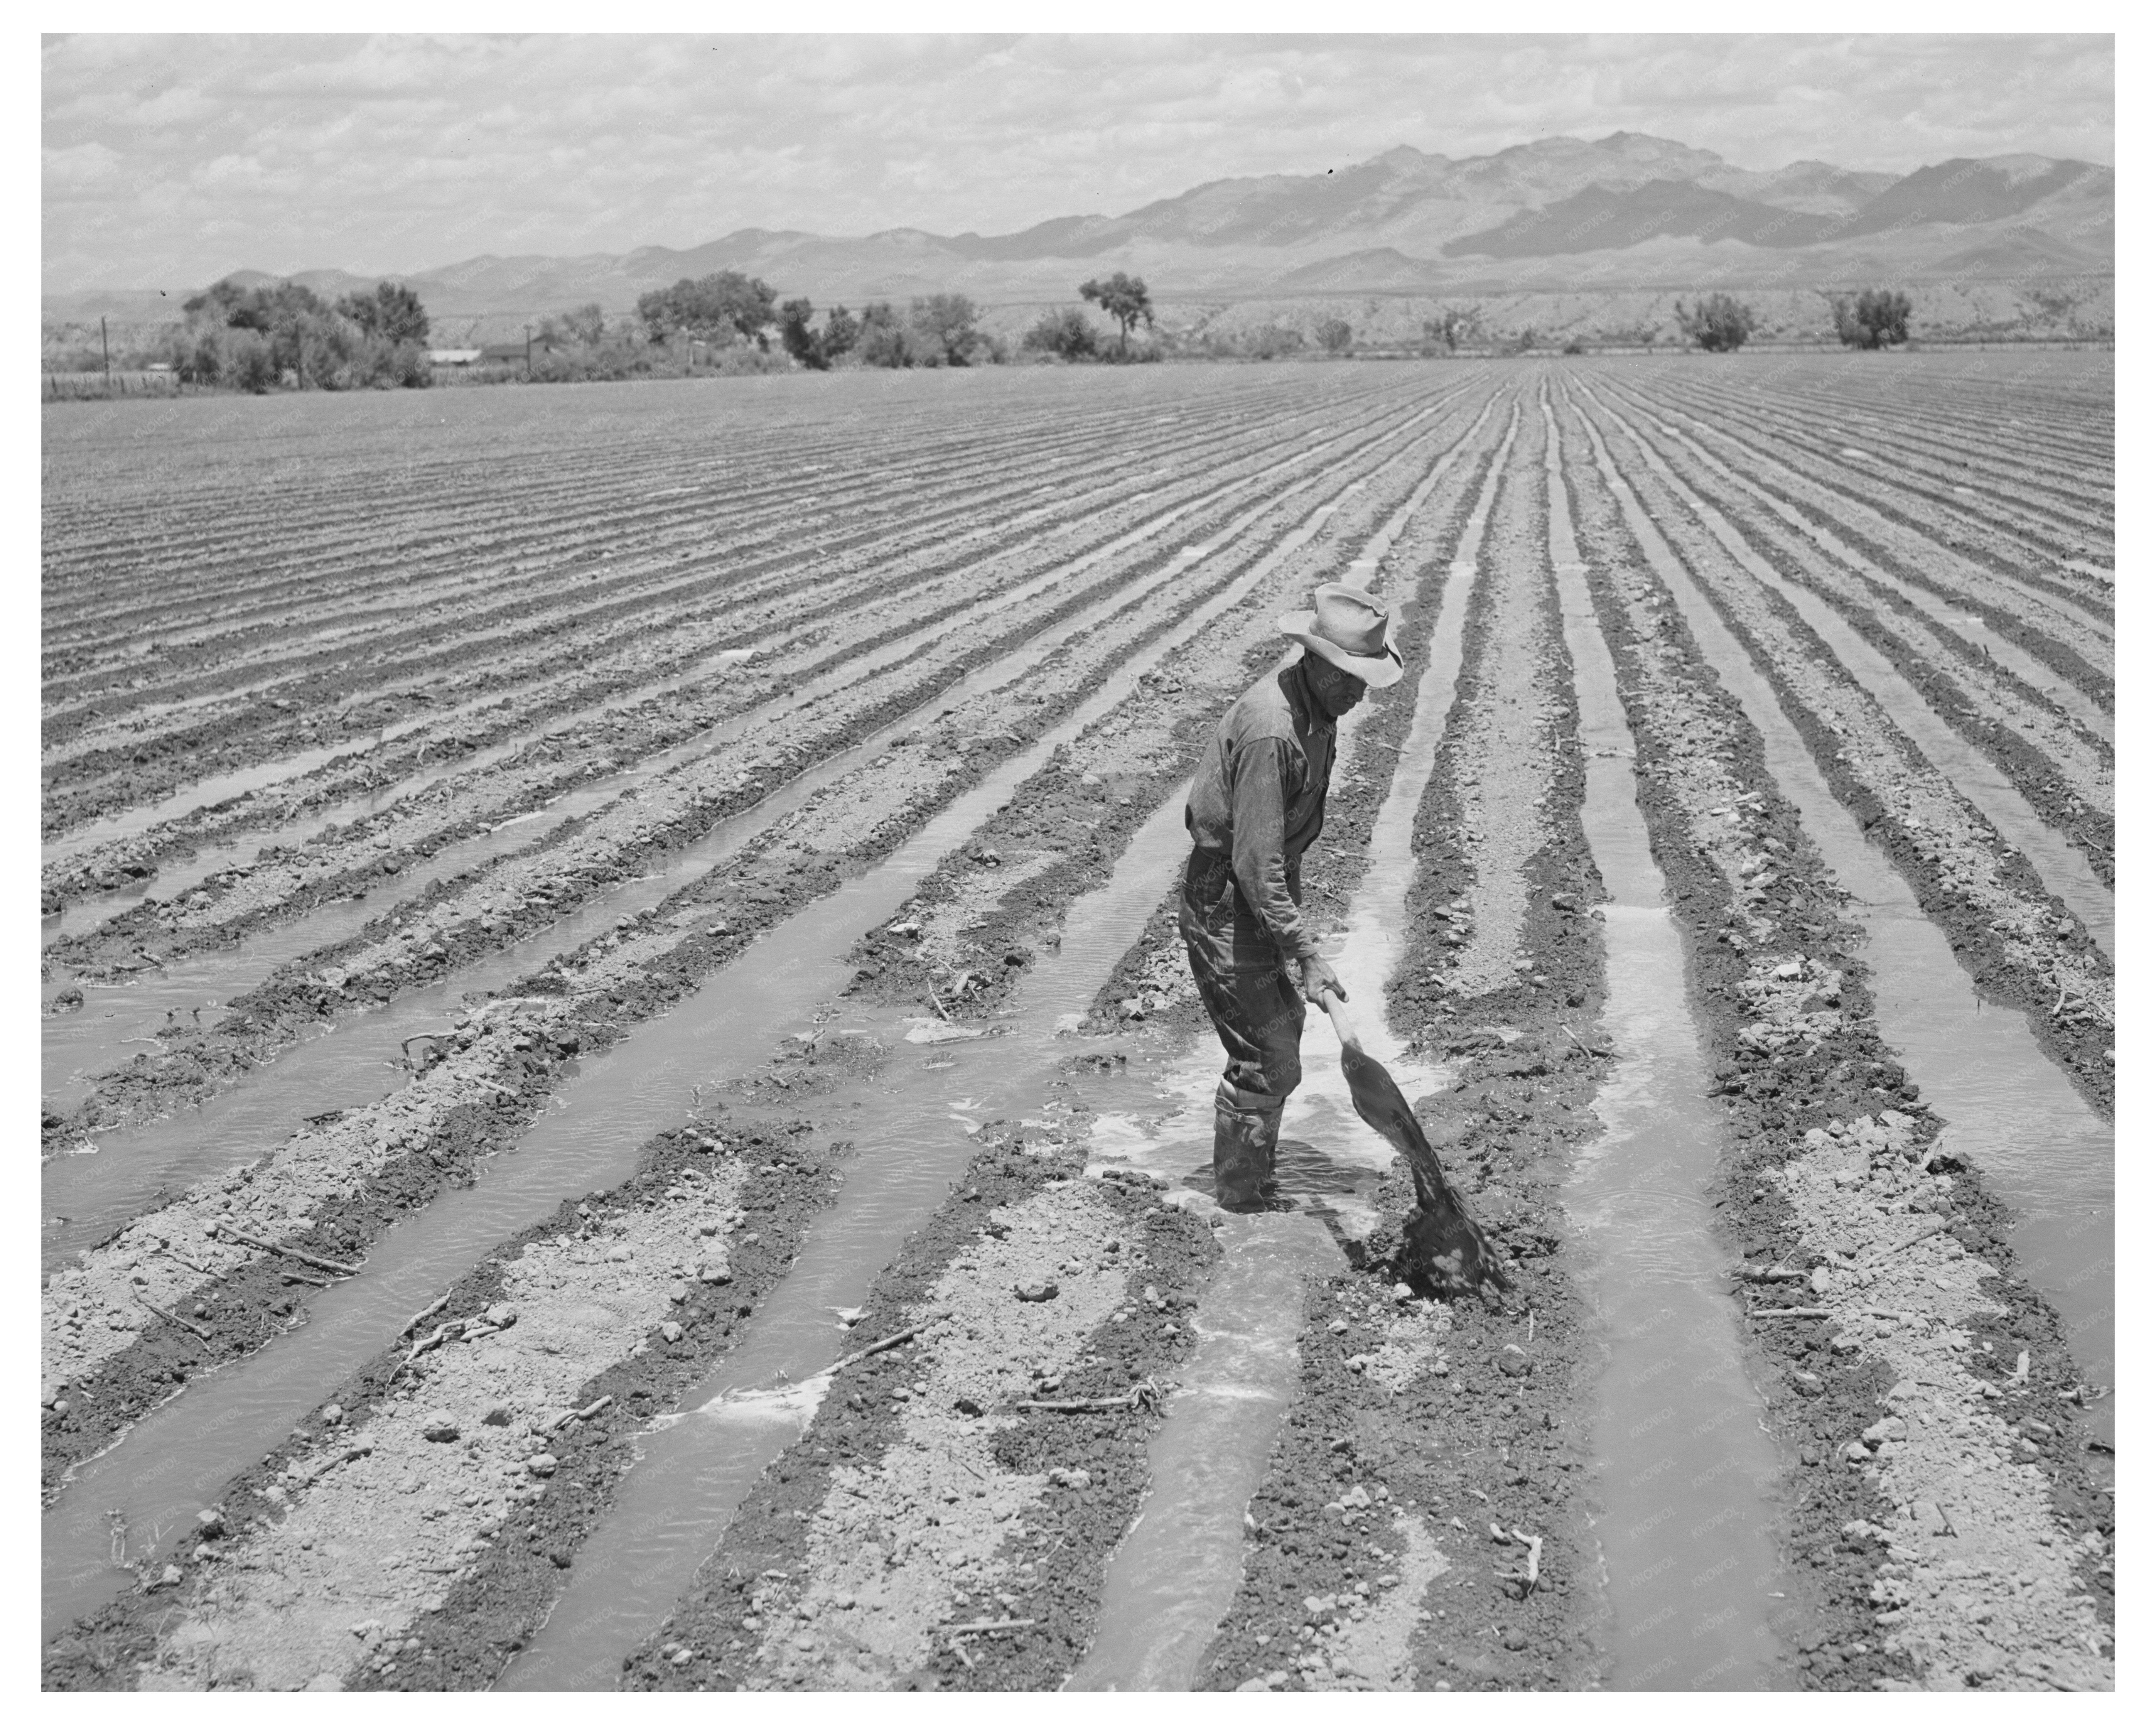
top-left (524, 322), bottom-right (533, 377)
top-left (100, 316), bottom-right (111, 395)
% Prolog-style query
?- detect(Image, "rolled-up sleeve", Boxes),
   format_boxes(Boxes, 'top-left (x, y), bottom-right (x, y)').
top-left (1227, 737), bottom-right (1317, 962)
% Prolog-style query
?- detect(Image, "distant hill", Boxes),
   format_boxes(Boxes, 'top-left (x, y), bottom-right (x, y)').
top-left (46, 130), bottom-right (2112, 333)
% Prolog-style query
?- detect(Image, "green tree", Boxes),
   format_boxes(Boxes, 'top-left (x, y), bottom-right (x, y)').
top-left (1675, 293), bottom-right (1755, 353)
top-left (1423, 305), bottom-right (1482, 353)
top-left (1316, 317), bottom-right (1355, 355)
top-left (778, 298), bottom-right (861, 370)
top-left (855, 302), bottom-right (916, 368)
top-left (1080, 272), bottom-right (1153, 354)
top-left (637, 272), bottom-right (778, 347)
top-left (559, 302), bottom-right (607, 346)
top-left (1830, 288), bottom-right (1912, 350)
top-left (336, 281), bottom-right (430, 343)
top-left (911, 294), bottom-right (983, 366)
top-left (1022, 307), bottom-right (1099, 361)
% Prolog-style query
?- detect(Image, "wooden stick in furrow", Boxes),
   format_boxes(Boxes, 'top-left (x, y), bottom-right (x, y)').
top-left (46, 381), bottom-right (1480, 1139)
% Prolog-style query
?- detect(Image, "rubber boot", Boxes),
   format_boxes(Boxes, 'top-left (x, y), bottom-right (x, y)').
top-left (1213, 1093), bottom-right (1283, 1213)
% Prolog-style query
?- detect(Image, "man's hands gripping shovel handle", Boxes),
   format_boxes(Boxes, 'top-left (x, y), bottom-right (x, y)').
top-left (1319, 988), bottom-right (1512, 1303)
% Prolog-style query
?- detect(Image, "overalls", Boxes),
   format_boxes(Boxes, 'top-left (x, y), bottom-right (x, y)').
top-left (1179, 663), bottom-right (1334, 1210)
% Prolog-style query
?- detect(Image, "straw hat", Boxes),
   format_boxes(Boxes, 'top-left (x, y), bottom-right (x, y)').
top-left (1277, 583), bottom-right (1404, 687)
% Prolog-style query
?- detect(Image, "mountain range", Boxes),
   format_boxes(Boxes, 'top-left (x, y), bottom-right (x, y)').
top-left (47, 132), bottom-right (2112, 331)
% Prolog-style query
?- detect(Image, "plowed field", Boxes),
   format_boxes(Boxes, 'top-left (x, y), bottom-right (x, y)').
top-left (42, 356), bottom-right (2112, 1692)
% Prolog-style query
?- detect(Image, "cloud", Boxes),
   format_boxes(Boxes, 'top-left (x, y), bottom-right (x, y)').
top-left (42, 32), bottom-right (2114, 291)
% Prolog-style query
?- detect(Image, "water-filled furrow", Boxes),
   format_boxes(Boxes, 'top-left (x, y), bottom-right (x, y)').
top-left (1565, 396), bottom-right (2115, 1441)
top-left (43, 379), bottom-right (1458, 875)
top-left (1640, 385), bottom-right (2113, 640)
top-left (39, 485), bottom-right (1342, 1638)
top-left (41, 373), bottom-right (1401, 679)
top-left (495, 790), bottom-right (1201, 1689)
top-left (1587, 391), bottom-right (2114, 960)
top-left (1600, 384), bottom-right (2114, 744)
top-left (1544, 399), bottom-right (1787, 1690)
top-left (42, 407), bottom-right (1478, 1270)
top-left (1672, 381), bottom-right (2113, 552)
top-left (1679, 381), bottom-right (2110, 538)
top-left (46, 385), bottom-right (1468, 1128)
top-left (1067, 398), bottom-right (1523, 1688)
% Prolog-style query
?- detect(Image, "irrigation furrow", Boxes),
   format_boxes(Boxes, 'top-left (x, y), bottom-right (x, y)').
top-left (1577, 385), bottom-right (2116, 922)
top-left (1563, 388), bottom-right (2111, 1105)
top-left (42, 376), bottom-right (1456, 873)
top-left (42, 387), bottom-right (1479, 1145)
top-left (1552, 382), bottom-right (2114, 1691)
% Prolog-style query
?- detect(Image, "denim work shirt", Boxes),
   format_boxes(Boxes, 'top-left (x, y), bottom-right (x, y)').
top-left (1181, 662), bottom-right (1335, 972)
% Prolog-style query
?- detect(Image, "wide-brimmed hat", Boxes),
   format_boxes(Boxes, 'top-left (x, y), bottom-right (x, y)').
top-left (1277, 583), bottom-right (1404, 688)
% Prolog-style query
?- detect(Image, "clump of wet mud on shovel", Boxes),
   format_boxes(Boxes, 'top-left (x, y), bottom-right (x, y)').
top-left (40, 1124), bottom-right (841, 1693)
top-left (623, 1121), bottom-right (1217, 1692)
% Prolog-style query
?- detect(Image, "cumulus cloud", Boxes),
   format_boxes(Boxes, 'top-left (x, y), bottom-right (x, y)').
top-left (41, 32), bottom-right (2113, 290)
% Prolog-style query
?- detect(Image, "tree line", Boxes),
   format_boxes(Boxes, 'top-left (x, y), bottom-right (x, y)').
top-left (169, 278), bottom-right (435, 390)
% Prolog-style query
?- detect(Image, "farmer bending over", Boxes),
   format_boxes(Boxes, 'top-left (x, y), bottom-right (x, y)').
top-left (1181, 583), bottom-right (1403, 1212)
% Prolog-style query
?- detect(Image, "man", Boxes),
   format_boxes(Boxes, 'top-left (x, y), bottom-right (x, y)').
top-left (1181, 582), bottom-right (1404, 1211)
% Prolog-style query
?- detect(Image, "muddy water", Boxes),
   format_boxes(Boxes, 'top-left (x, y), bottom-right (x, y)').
top-left (1067, 1215), bottom-right (1343, 1691)
top-left (1550, 446), bottom-right (1790, 1688)
top-left (494, 792), bottom-right (1198, 1689)
top-left (1579, 417), bottom-right (2116, 1440)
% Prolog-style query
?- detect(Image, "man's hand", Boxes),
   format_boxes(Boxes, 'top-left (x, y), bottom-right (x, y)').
top-left (1298, 955), bottom-right (1345, 1008)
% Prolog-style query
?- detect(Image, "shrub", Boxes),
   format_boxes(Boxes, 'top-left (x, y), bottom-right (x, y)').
top-left (1316, 317), bottom-right (1355, 355)
top-left (1830, 288), bottom-right (1913, 350)
top-left (1247, 324), bottom-right (1305, 361)
top-left (1022, 307), bottom-right (1100, 361)
top-left (1675, 293), bottom-right (1755, 353)
top-left (1561, 337), bottom-right (1586, 355)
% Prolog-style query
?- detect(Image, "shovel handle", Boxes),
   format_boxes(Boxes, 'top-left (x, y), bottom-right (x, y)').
top-left (1320, 989), bottom-right (1363, 1055)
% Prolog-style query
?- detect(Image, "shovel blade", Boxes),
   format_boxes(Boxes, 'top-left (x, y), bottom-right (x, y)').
top-left (1336, 1042), bottom-right (1510, 1300)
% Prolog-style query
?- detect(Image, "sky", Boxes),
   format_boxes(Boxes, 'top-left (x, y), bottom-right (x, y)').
top-left (41, 32), bottom-right (2116, 292)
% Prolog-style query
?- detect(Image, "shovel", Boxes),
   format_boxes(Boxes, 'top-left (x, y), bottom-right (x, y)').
top-left (1321, 991), bottom-right (1510, 1301)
